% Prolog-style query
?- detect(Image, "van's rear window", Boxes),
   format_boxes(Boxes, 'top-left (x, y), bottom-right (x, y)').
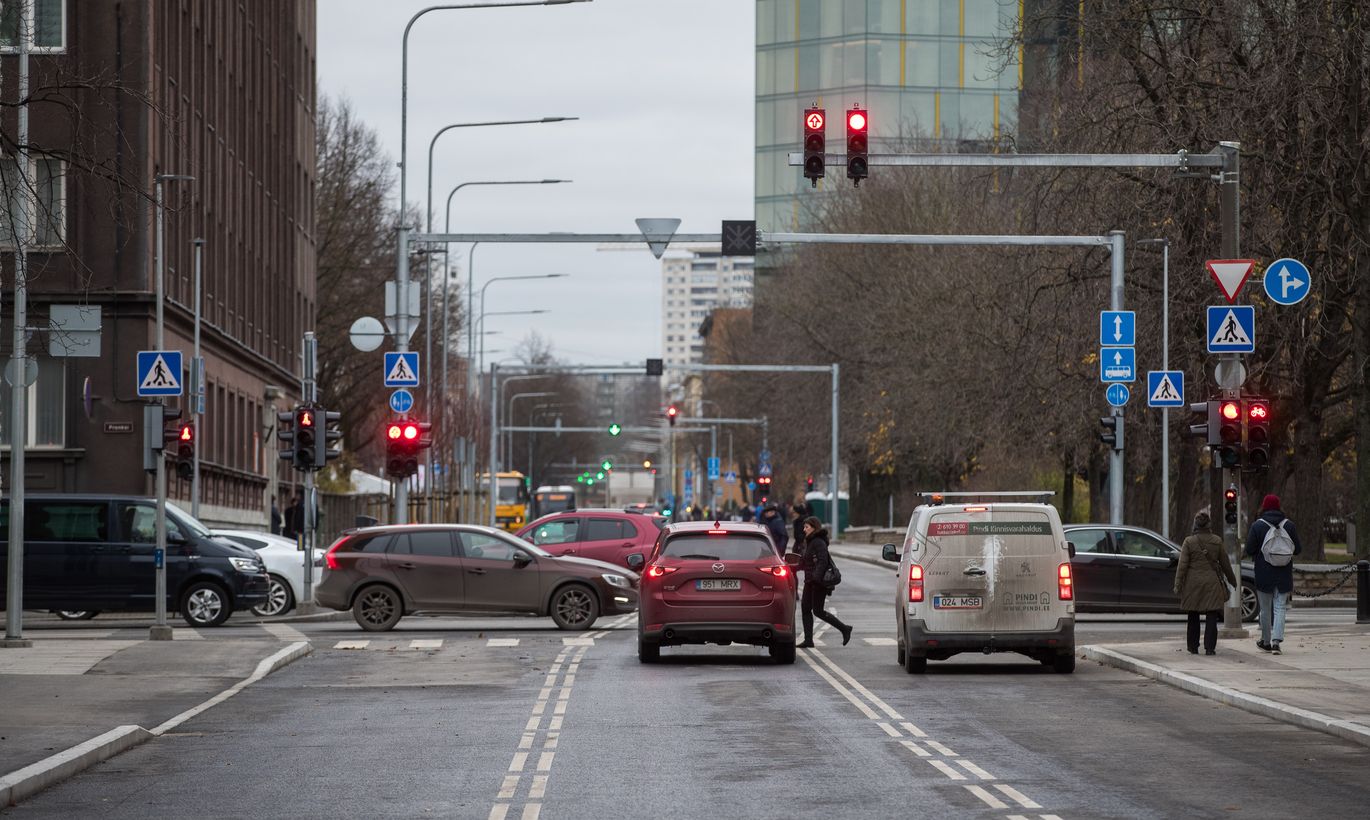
top-left (662, 534), bottom-right (775, 561)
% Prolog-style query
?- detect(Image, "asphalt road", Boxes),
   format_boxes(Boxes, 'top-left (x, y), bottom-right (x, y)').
top-left (8, 562), bottom-right (1370, 819)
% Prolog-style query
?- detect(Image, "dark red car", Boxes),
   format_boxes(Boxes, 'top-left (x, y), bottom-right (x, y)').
top-left (516, 509), bottom-right (663, 570)
top-left (637, 520), bottom-right (798, 664)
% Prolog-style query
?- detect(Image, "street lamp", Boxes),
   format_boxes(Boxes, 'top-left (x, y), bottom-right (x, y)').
top-left (475, 272), bottom-right (569, 376)
top-left (507, 391), bottom-right (557, 466)
top-left (478, 309), bottom-right (552, 380)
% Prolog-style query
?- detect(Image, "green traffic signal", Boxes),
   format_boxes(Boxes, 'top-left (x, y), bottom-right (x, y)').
top-left (596, 471), bottom-right (605, 480)
top-left (608, 423), bottom-right (622, 436)
top-left (601, 460), bottom-right (613, 471)
top-left (576, 476), bottom-right (585, 483)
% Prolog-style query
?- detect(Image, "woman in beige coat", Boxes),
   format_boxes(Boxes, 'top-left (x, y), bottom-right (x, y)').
top-left (1175, 511), bottom-right (1237, 655)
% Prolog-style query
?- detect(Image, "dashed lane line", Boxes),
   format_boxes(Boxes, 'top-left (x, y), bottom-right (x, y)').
top-left (923, 739), bottom-right (958, 757)
top-left (964, 784), bottom-right (1009, 810)
top-left (409, 639), bottom-right (443, 650)
top-left (862, 637), bottom-right (897, 646)
top-left (995, 784), bottom-right (1043, 809)
top-left (334, 640), bottom-right (370, 650)
top-left (928, 759), bottom-right (966, 781)
top-left (900, 740), bottom-right (930, 758)
top-left (956, 760), bottom-right (994, 780)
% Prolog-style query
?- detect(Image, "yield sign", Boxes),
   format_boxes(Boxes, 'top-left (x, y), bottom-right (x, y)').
top-left (635, 218), bottom-right (681, 260)
top-left (1206, 259), bottom-right (1256, 303)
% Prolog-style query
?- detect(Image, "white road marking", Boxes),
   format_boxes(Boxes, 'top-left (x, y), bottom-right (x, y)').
top-left (900, 740), bottom-right (930, 758)
top-left (488, 805), bottom-right (508, 820)
top-left (549, 716), bottom-right (563, 731)
top-left (928, 760), bottom-right (966, 781)
top-left (543, 733), bottom-right (559, 750)
top-left (536, 752), bottom-right (555, 772)
top-left (498, 776), bottom-right (519, 799)
top-left (1007, 816), bottom-right (1030, 820)
top-left (924, 740), bottom-right (958, 757)
top-left (1040, 815), bottom-right (1064, 819)
top-left (521, 804), bottom-right (541, 820)
top-left (488, 638), bottom-right (521, 647)
top-left (530, 775), bottom-right (548, 799)
top-left (174, 628), bottom-right (205, 641)
top-left (957, 760), bottom-right (994, 780)
top-left (810, 649), bottom-right (904, 720)
top-left (333, 640), bottom-right (370, 650)
top-left (876, 721), bottom-right (901, 738)
top-left (994, 785), bottom-right (1043, 809)
top-left (558, 687), bottom-right (573, 701)
top-left (518, 733), bottom-right (534, 750)
top-left (554, 700), bottom-right (568, 715)
top-left (797, 652), bottom-right (879, 719)
top-left (900, 721), bottom-right (928, 738)
top-left (260, 623), bottom-right (308, 642)
top-left (964, 785), bottom-right (1009, 810)
top-left (409, 639), bottom-right (443, 650)
top-left (562, 637), bottom-right (594, 646)
top-left (862, 637), bottom-right (897, 646)
top-left (525, 716), bottom-right (541, 733)
top-left (509, 752), bottom-right (528, 773)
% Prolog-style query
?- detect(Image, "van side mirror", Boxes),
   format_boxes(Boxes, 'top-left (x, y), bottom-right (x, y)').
top-left (626, 553), bottom-right (645, 571)
top-left (1066, 542), bottom-right (1077, 559)
top-left (881, 543), bottom-right (900, 562)
top-left (167, 529), bottom-right (188, 546)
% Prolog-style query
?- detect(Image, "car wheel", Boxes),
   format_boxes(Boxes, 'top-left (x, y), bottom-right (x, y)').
top-left (769, 641), bottom-right (796, 665)
top-left (54, 610), bottom-right (99, 620)
top-left (550, 584), bottom-right (599, 631)
top-left (180, 582), bottom-right (231, 627)
top-left (1241, 584), bottom-right (1260, 623)
top-left (353, 585), bottom-right (403, 632)
top-left (904, 650), bottom-right (927, 674)
top-left (1053, 652), bottom-right (1077, 674)
top-left (638, 633), bottom-right (660, 663)
top-left (897, 639), bottom-right (906, 666)
top-left (251, 575), bottom-right (295, 618)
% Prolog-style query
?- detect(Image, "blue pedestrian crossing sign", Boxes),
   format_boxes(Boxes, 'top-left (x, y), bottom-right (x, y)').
top-left (136, 350), bottom-right (183, 397)
top-left (1099, 311), bottom-right (1135, 346)
top-left (1105, 383), bottom-right (1130, 407)
top-left (383, 352), bottom-right (420, 387)
top-left (1099, 347), bottom-right (1136, 383)
top-left (1206, 306), bottom-right (1256, 353)
top-left (724, 471), bottom-right (738, 484)
top-left (707, 457), bottom-right (720, 481)
top-left (1263, 258), bottom-right (1311, 306)
top-left (1146, 371), bottom-right (1184, 408)
top-left (389, 389), bottom-right (414, 414)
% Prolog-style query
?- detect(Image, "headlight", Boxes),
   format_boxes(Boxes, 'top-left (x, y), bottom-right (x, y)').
top-left (230, 557), bottom-right (262, 573)
top-left (601, 573), bottom-right (631, 589)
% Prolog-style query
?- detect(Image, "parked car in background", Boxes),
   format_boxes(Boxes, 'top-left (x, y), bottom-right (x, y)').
top-left (1064, 524), bottom-right (1259, 622)
top-left (516, 509), bottom-right (664, 570)
top-left (211, 530), bottom-right (326, 617)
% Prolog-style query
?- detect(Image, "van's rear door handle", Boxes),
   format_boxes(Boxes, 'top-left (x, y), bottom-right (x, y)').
top-left (963, 568), bottom-right (986, 576)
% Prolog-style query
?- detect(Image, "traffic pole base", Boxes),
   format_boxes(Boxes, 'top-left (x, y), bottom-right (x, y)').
top-left (148, 625), bottom-right (175, 641)
top-left (0, 637), bottom-right (34, 648)
top-left (294, 602), bottom-right (321, 616)
top-left (1219, 627), bottom-right (1251, 639)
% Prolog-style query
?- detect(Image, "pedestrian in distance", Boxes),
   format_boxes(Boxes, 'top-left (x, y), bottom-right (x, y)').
top-left (739, 504), bottom-right (754, 523)
top-left (760, 503), bottom-right (788, 554)
top-left (797, 515), bottom-right (852, 649)
top-left (270, 494), bottom-right (282, 536)
top-left (1244, 494), bottom-right (1302, 654)
top-left (790, 502), bottom-right (808, 554)
top-left (1174, 511), bottom-right (1236, 656)
top-left (283, 493), bottom-right (304, 542)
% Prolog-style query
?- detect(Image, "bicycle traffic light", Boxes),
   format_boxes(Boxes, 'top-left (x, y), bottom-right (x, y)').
top-left (1224, 485), bottom-right (1239, 524)
top-left (1215, 400), bottom-right (1242, 469)
top-left (1245, 398), bottom-right (1271, 471)
top-left (803, 107), bottom-right (825, 186)
top-left (846, 107), bottom-right (868, 184)
top-left (1098, 415), bottom-right (1123, 451)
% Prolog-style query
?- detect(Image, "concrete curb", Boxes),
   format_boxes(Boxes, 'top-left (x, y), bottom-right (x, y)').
top-left (1081, 645), bottom-right (1370, 750)
top-left (253, 609), bottom-right (351, 624)
top-left (0, 641), bottom-right (312, 807)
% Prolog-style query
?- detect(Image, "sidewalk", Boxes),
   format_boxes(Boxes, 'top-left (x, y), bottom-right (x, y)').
top-left (0, 634), bottom-right (309, 806)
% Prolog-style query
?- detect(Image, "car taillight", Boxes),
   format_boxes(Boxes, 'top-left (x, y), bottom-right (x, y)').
top-left (1058, 562), bottom-right (1073, 600)
top-left (759, 565), bottom-right (789, 577)
top-left (646, 565), bottom-right (678, 579)
top-left (909, 564), bottom-right (924, 603)
top-left (324, 540), bottom-right (347, 571)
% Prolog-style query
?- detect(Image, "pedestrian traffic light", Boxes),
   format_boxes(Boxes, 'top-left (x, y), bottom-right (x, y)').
top-left (608, 423), bottom-right (622, 437)
top-left (161, 407), bottom-right (185, 448)
top-left (1224, 485), bottom-right (1239, 524)
top-left (321, 409), bottom-right (344, 469)
top-left (1216, 400), bottom-right (1242, 468)
top-left (1245, 398), bottom-right (1271, 470)
top-left (1187, 402), bottom-right (1211, 440)
top-left (1098, 415), bottom-right (1123, 451)
top-left (666, 405), bottom-right (678, 426)
top-left (803, 107), bottom-right (826, 186)
top-left (175, 422), bottom-right (195, 481)
top-left (294, 406), bottom-right (317, 471)
top-left (846, 106), bottom-right (868, 184)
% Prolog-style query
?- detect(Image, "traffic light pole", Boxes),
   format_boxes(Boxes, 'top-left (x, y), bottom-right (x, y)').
top-left (301, 333), bottom-right (318, 608)
top-left (1217, 142), bottom-right (1247, 636)
top-left (191, 238), bottom-right (205, 520)
top-left (394, 226), bottom-right (411, 526)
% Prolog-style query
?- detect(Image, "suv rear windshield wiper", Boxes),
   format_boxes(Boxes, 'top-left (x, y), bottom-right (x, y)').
top-left (676, 553), bottom-right (720, 560)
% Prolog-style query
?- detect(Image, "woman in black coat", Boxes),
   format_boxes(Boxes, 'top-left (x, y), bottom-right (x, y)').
top-left (797, 515), bottom-right (852, 648)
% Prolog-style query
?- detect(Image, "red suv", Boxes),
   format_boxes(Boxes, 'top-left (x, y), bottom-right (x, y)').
top-left (637, 521), bottom-right (798, 664)
top-left (516, 509), bottom-right (663, 571)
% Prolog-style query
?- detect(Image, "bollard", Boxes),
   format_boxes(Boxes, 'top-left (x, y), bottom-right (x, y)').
top-left (1358, 561), bottom-right (1370, 625)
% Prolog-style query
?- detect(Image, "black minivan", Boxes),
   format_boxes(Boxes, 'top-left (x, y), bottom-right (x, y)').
top-left (0, 495), bottom-right (269, 627)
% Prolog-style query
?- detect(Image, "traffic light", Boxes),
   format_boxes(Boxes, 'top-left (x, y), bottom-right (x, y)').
top-left (803, 107), bottom-right (826, 186)
top-left (601, 459), bottom-right (613, 472)
top-left (608, 423), bottom-right (622, 437)
top-left (294, 406), bottom-right (317, 471)
top-left (321, 410), bottom-right (344, 468)
top-left (1215, 399), bottom-right (1242, 469)
top-left (384, 420), bottom-right (417, 478)
top-left (146, 406), bottom-right (183, 474)
top-left (277, 409), bottom-right (295, 463)
top-left (175, 422), bottom-right (195, 481)
top-left (806, 475), bottom-right (815, 491)
top-left (1097, 415), bottom-right (1123, 451)
top-left (1224, 485), bottom-right (1239, 524)
top-left (161, 407), bottom-right (184, 449)
top-left (846, 106), bottom-right (868, 184)
top-left (666, 405), bottom-right (678, 427)
top-left (1245, 398), bottom-right (1271, 470)
top-left (642, 459), bottom-right (652, 469)
top-left (1187, 402), bottom-right (1211, 440)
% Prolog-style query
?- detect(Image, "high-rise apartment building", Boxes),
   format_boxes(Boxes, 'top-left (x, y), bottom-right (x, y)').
top-left (661, 251), bottom-right (754, 379)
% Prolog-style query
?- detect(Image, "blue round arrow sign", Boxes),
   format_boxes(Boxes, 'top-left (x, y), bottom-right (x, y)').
top-left (390, 389), bottom-right (414, 414)
top-left (1263, 258), bottom-right (1310, 306)
top-left (1106, 383), bottom-right (1130, 407)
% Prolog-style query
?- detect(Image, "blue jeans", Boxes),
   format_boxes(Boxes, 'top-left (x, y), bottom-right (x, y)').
top-left (1257, 590), bottom-right (1290, 644)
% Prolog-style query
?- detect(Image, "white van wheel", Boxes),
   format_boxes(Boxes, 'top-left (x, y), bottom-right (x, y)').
top-left (904, 651), bottom-right (927, 674)
top-left (1052, 652), bottom-right (1076, 674)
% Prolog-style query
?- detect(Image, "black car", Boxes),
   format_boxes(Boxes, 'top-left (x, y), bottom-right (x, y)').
top-left (1064, 524), bottom-right (1258, 622)
top-left (0, 495), bottom-right (270, 627)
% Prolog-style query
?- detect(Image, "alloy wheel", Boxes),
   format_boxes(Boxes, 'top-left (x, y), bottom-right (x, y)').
top-left (360, 590), bottom-right (396, 626)
top-left (187, 588), bottom-right (224, 625)
top-left (555, 588), bottom-right (593, 627)
top-left (253, 577), bottom-right (291, 617)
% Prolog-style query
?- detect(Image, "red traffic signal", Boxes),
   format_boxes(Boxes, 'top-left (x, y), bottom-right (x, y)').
top-left (1224, 487), bottom-right (1237, 502)
top-left (803, 107), bottom-right (826, 185)
top-left (386, 423), bottom-right (403, 440)
top-left (179, 424), bottom-right (193, 442)
top-left (846, 106), bottom-right (868, 183)
top-left (1220, 401), bottom-right (1240, 421)
top-left (666, 405), bottom-right (679, 427)
top-left (299, 410), bottom-right (315, 428)
top-left (846, 110), bottom-right (866, 131)
top-left (403, 423), bottom-right (419, 441)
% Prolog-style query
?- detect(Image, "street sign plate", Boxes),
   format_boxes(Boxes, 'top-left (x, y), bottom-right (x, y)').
top-left (1099, 347), bottom-right (1136, 383)
top-left (1146, 371), bottom-right (1184, 408)
top-left (390, 389), bottom-right (415, 414)
top-left (1206, 306), bottom-right (1256, 353)
top-left (1099, 311), bottom-right (1135, 347)
top-left (1262, 258), bottom-right (1311, 306)
top-left (721, 220), bottom-right (757, 256)
top-left (707, 457), bottom-right (720, 481)
top-left (1206, 259), bottom-right (1256, 303)
top-left (383, 352), bottom-right (420, 387)
top-left (725, 470), bottom-right (738, 484)
top-left (136, 350), bottom-right (183, 396)
top-left (1105, 383), bottom-right (1130, 407)
top-left (635, 218), bottom-right (681, 260)
top-left (1214, 359), bottom-right (1248, 390)
top-left (758, 463), bottom-right (773, 477)
top-left (759, 449), bottom-right (772, 463)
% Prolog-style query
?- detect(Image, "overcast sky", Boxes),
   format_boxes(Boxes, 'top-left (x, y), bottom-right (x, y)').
top-left (316, 0), bottom-right (755, 367)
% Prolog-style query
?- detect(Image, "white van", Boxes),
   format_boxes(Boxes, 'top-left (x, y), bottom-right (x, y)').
top-left (881, 492), bottom-right (1076, 674)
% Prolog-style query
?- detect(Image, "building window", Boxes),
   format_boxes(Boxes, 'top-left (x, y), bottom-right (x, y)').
top-left (0, 158), bottom-right (65, 247)
top-left (0, 0), bottom-right (66, 52)
top-left (0, 356), bottom-right (64, 448)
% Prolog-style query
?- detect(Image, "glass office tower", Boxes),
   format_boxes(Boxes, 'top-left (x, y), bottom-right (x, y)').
top-left (756, 0), bottom-right (1023, 233)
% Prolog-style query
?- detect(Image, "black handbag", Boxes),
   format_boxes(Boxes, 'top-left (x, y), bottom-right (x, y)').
top-left (822, 556), bottom-right (842, 588)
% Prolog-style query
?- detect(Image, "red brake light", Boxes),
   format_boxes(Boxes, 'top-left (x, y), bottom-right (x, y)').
top-left (1058, 562), bottom-right (1074, 600)
top-left (707, 529), bottom-right (728, 535)
top-left (759, 565), bottom-right (789, 577)
top-left (324, 540), bottom-right (345, 571)
top-left (646, 565), bottom-right (678, 579)
top-left (909, 563), bottom-right (924, 603)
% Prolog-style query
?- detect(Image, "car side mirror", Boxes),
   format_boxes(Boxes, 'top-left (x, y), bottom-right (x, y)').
top-left (167, 529), bottom-right (188, 546)
top-left (513, 553), bottom-right (532, 569)
top-left (626, 553), bottom-right (645, 571)
top-left (783, 552), bottom-right (801, 567)
top-left (1168, 554), bottom-right (1178, 567)
top-left (1067, 542), bottom-right (1077, 559)
top-left (881, 543), bottom-right (900, 562)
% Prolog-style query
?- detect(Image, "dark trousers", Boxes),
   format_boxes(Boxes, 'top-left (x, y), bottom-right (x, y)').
top-left (802, 580), bottom-right (848, 642)
top-left (1186, 610), bottom-right (1220, 653)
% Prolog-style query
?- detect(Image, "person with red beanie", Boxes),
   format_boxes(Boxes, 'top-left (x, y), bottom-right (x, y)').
top-left (1244, 494), bottom-right (1302, 653)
